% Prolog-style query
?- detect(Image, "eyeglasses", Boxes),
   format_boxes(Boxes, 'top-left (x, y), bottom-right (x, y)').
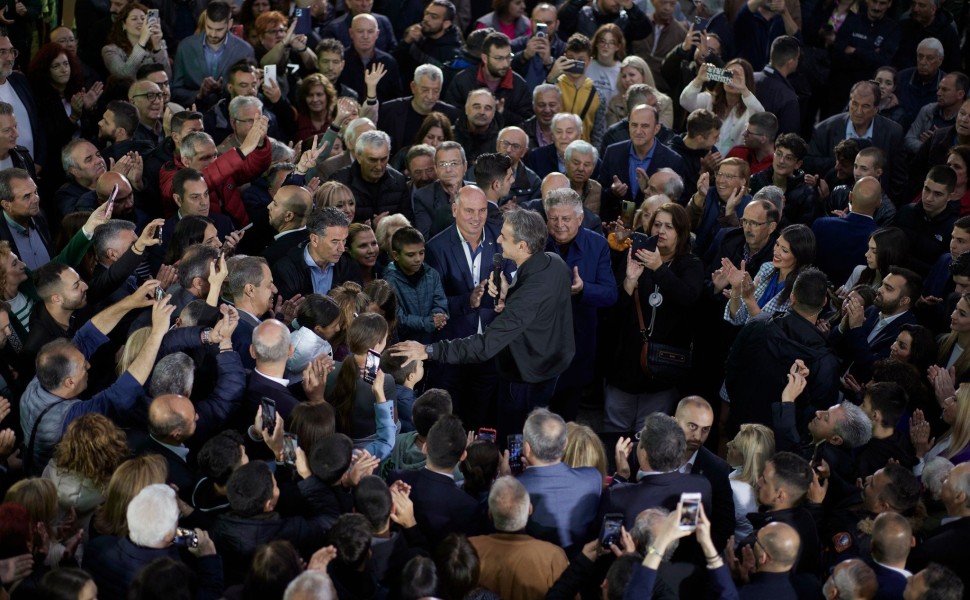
top-left (265, 28), bottom-right (287, 34)
top-left (499, 140), bottom-right (524, 151)
top-left (0, 48), bottom-right (18, 58)
top-left (132, 92), bottom-right (164, 101)
top-left (488, 54), bottom-right (513, 63)
top-left (715, 172), bottom-right (741, 180)
top-left (437, 160), bottom-right (463, 169)
top-left (234, 118), bottom-right (256, 125)
top-left (773, 150), bottom-right (798, 162)
top-left (740, 218), bottom-right (768, 228)
top-left (597, 39), bottom-right (617, 47)
top-left (753, 537), bottom-right (771, 561)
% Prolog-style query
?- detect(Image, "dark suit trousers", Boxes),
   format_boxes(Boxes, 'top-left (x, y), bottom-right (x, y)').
top-left (498, 376), bottom-right (559, 443)
top-left (428, 361), bottom-right (499, 432)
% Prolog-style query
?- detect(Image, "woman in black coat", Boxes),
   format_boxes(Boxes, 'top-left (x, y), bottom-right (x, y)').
top-left (603, 202), bottom-right (704, 434)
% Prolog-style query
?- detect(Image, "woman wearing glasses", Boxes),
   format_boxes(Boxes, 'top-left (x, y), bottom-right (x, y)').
top-left (101, 3), bottom-right (170, 79)
top-left (586, 24), bottom-right (626, 106)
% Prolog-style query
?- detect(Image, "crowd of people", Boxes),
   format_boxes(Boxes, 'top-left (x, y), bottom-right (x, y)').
top-left (0, 0), bottom-right (970, 598)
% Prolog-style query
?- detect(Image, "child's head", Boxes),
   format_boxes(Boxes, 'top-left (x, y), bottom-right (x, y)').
top-left (381, 348), bottom-right (424, 386)
top-left (412, 389), bottom-right (453, 437)
top-left (391, 227), bottom-right (427, 276)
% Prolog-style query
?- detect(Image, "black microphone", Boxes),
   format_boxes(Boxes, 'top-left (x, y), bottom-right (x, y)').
top-left (492, 253), bottom-right (503, 291)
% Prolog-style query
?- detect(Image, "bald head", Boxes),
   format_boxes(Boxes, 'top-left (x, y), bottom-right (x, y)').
top-left (850, 176), bottom-right (882, 215)
top-left (871, 512), bottom-right (913, 565)
top-left (758, 522), bottom-right (800, 571)
top-left (275, 185), bottom-right (312, 225)
top-left (826, 559), bottom-right (877, 600)
top-left (456, 184), bottom-right (487, 208)
top-left (148, 394), bottom-right (196, 442)
top-left (541, 172), bottom-right (570, 200)
top-left (251, 319), bottom-right (293, 364)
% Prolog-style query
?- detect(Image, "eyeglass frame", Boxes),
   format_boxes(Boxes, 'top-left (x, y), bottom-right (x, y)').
top-left (131, 91), bottom-right (164, 101)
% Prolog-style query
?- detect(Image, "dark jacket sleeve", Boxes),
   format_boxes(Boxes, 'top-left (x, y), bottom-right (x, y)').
top-left (771, 401), bottom-right (801, 453)
top-left (193, 554), bottom-right (225, 600)
top-left (546, 553), bottom-right (598, 600)
top-left (86, 248), bottom-right (144, 305)
top-left (622, 564), bottom-right (658, 600)
top-left (193, 350), bottom-right (246, 442)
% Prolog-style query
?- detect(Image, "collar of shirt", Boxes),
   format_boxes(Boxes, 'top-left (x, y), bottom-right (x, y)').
top-left (845, 118), bottom-right (875, 140)
top-left (255, 367), bottom-right (290, 387)
top-left (872, 559), bottom-right (911, 578)
top-left (425, 466), bottom-right (455, 479)
top-left (2, 210), bottom-right (26, 234)
top-left (151, 436), bottom-right (190, 462)
top-left (677, 449), bottom-right (699, 474)
top-left (303, 244), bottom-right (333, 273)
top-left (636, 469), bottom-right (664, 481)
top-left (275, 225), bottom-right (307, 241)
top-left (203, 35), bottom-right (228, 53)
top-left (477, 63), bottom-right (515, 90)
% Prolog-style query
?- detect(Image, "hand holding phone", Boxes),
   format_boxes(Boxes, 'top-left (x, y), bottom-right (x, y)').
top-left (477, 428), bottom-right (497, 442)
top-left (362, 350), bottom-right (381, 384)
top-left (679, 492), bottom-right (701, 530)
top-left (264, 64), bottom-right (278, 87)
top-left (507, 434), bottom-right (523, 474)
top-left (630, 232), bottom-right (658, 254)
top-left (260, 396), bottom-right (277, 434)
top-left (600, 513), bottom-right (624, 549)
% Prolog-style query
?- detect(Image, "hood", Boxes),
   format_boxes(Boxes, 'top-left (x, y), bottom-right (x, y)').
top-left (764, 311), bottom-right (832, 365)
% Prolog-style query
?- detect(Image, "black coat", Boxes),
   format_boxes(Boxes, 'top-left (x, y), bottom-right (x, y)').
top-left (692, 447), bottom-right (735, 552)
top-left (600, 471), bottom-right (712, 530)
top-left (389, 468), bottom-right (485, 547)
top-left (750, 167), bottom-right (821, 226)
top-left (331, 162), bottom-right (413, 224)
top-left (271, 242), bottom-right (363, 301)
top-left (745, 506), bottom-right (821, 577)
top-left (907, 516), bottom-right (970, 592)
top-left (443, 64), bottom-right (533, 126)
top-left (262, 229), bottom-right (309, 266)
top-left (377, 97), bottom-right (460, 154)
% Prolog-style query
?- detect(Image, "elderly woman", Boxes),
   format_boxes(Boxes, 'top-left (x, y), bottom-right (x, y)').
top-left (254, 11), bottom-right (316, 96)
top-left (294, 73), bottom-right (337, 144)
top-left (687, 157), bottom-right (753, 254)
top-left (101, 3), bottom-right (170, 79)
top-left (606, 58), bottom-right (673, 129)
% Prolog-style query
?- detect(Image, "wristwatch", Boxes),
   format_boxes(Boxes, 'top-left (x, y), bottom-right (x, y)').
top-left (425, 344), bottom-right (435, 360)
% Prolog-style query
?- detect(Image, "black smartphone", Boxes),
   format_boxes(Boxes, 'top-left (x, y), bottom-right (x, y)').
top-left (600, 513), bottom-right (624, 549)
top-left (630, 232), bottom-right (658, 253)
top-left (477, 427), bottom-right (497, 442)
top-left (293, 7), bottom-right (311, 36)
top-left (362, 349), bottom-right (381, 384)
top-left (693, 15), bottom-right (704, 27)
top-left (508, 434), bottom-right (523, 474)
top-left (154, 223), bottom-right (163, 241)
top-left (172, 527), bottom-right (198, 548)
top-left (260, 396), bottom-right (277, 433)
top-left (283, 433), bottom-right (298, 466)
top-left (565, 59), bottom-right (586, 74)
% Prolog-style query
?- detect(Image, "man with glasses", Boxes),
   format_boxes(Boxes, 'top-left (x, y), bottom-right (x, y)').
top-left (128, 80), bottom-right (166, 147)
top-left (338, 14), bottom-right (402, 103)
top-left (727, 112), bottom-right (777, 176)
top-left (378, 64), bottom-right (459, 155)
top-left (754, 36), bottom-right (800, 135)
top-left (216, 96), bottom-right (265, 154)
top-left (395, 0), bottom-right (462, 80)
top-left (332, 129), bottom-right (411, 225)
top-left (0, 32), bottom-right (41, 172)
top-left (202, 62), bottom-right (292, 149)
top-left (750, 133), bottom-right (819, 225)
top-left (493, 126), bottom-right (540, 207)
top-left (413, 141), bottom-right (472, 239)
top-left (511, 3), bottom-right (565, 91)
top-left (445, 31), bottom-right (533, 126)
top-left (49, 26), bottom-right (99, 88)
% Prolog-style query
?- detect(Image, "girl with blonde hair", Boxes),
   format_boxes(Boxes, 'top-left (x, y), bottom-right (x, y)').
top-left (726, 423), bottom-right (775, 541)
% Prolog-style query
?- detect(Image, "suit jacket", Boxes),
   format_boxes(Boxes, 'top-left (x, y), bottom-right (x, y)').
top-left (525, 144), bottom-right (561, 179)
top-left (828, 307), bottom-right (918, 382)
top-left (377, 97), bottom-right (460, 153)
top-left (754, 67), bottom-right (800, 135)
top-left (907, 517), bottom-right (970, 592)
top-left (738, 571), bottom-right (797, 600)
top-left (238, 370), bottom-right (302, 460)
top-left (171, 33), bottom-right (256, 106)
top-left (6, 72), bottom-right (45, 166)
top-left (263, 229), bottom-right (309, 267)
top-left (811, 212), bottom-right (879, 287)
top-left (425, 223), bottom-right (503, 341)
top-left (272, 242), bottom-right (363, 301)
top-left (867, 559), bottom-right (908, 600)
top-left (600, 471), bottom-right (712, 529)
top-left (134, 435), bottom-right (198, 502)
top-left (516, 462), bottom-right (602, 551)
top-left (598, 140), bottom-right (688, 221)
top-left (691, 447), bottom-right (735, 552)
top-left (390, 468), bottom-right (484, 547)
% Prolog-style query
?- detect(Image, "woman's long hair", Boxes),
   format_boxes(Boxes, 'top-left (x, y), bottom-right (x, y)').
top-left (729, 423), bottom-right (775, 486)
top-left (858, 227), bottom-right (909, 288)
top-left (946, 384), bottom-right (970, 459)
top-left (773, 224), bottom-right (816, 306)
top-left (106, 2), bottom-right (150, 54)
top-left (711, 58), bottom-right (755, 119)
top-left (164, 215), bottom-right (214, 265)
top-left (27, 42), bottom-right (84, 98)
top-left (330, 313), bottom-right (388, 432)
top-left (938, 294), bottom-right (970, 382)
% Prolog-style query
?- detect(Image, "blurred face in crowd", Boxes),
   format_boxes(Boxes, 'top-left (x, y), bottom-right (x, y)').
top-left (890, 331), bottom-right (914, 363)
top-left (55, 267), bottom-right (88, 311)
top-left (772, 146), bottom-right (802, 178)
top-left (620, 66), bottom-right (644, 90)
top-left (436, 148), bottom-right (466, 188)
top-left (466, 91), bottom-right (496, 131)
top-left (866, 0), bottom-right (891, 20)
top-left (771, 234), bottom-right (796, 273)
top-left (359, 142), bottom-right (390, 183)
top-left (406, 153), bottom-right (435, 189)
top-left (916, 46), bottom-right (944, 78)
top-left (909, 0), bottom-right (937, 25)
top-left (862, 469), bottom-right (891, 513)
top-left (327, 190), bottom-right (356, 221)
top-left (756, 461), bottom-right (781, 507)
top-left (184, 140), bottom-right (218, 171)
top-left (0, 113), bottom-right (17, 154)
top-left (651, 0), bottom-right (677, 22)
top-left (232, 103), bottom-right (262, 141)
top-left (421, 3), bottom-right (452, 36)
top-left (937, 75), bottom-right (964, 110)
top-left (873, 69), bottom-right (895, 99)
top-left (950, 297), bottom-right (970, 333)
top-left (175, 178), bottom-right (210, 217)
top-left (48, 53), bottom-right (71, 88)
top-left (347, 0), bottom-right (374, 14)
top-left (70, 142), bottom-right (107, 187)
top-left (453, 189), bottom-right (488, 241)
top-left (534, 89), bottom-right (561, 128)
top-left (947, 152), bottom-right (967, 189)
top-left (1, 250), bottom-right (27, 295)
top-left (50, 27), bottom-right (77, 54)
top-left (532, 6), bottom-right (558, 38)
top-left (676, 403), bottom-right (713, 455)
top-left (808, 404), bottom-right (846, 442)
top-left (629, 106), bottom-right (659, 154)
top-left (204, 14), bottom-right (231, 47)
top-left (547, 203), bottom-right (581, 245)
top-left (317, 51), bottom-right (345, 81)
top-left (1, 176), bottom-right (39, 221)
top-left (260, 19), bottom-right (288, 50)
top-left (123, 8), bottom-right (147, 38)
top-left (921, 176), bottom-right (951, 216)
top-left (350, 15), bottom-right (379, 55)
top-left (129, 81), bottom-right (164, 123)
top-left (482, 43), bottom-right (513, 79)
top-left (411, 74), bottom-right (441, 114)
top-left (566, 148), bottom-right (595, 186)
top-left (714, 163), bottom-right (744, 202)
top-left (310, 224), bottom-right (348, 266)
top-left (951, 225), bottom-right (970, 259)
top-left (553, 116), bottom-right (581, 155)
top-left (228, 69), bottom-right (258, 98)
top-left (0, 36), bottom-right (18, 80)
top-left (957, 100), bottom-right (970, 138)
top-left (423, 126), bottom-right (445, 147)
top-left (853, 153), bottom-right (881, 182)
top-left (250, 265), bottom-right (278, 315)
top-left (848, 86), bottom-right (878, 130)
top-left (498, 128), bottom-right (528, 166)
top-left (864, 236), bottom-right (878, 269)
top-left (740, 202), bottom-right (775, 252)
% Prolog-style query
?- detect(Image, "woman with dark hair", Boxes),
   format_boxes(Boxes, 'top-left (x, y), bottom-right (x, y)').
top-left (294, 73), bottom-right (337, 144)
top-left (435, 534), bottom-right (500, 600)
top-left (286, 403), bottom-right (336, 456)
top-left (226, 540), bottom-right (304, 600)
top-left (239, 0), bottom-right (272, 46)
top-left (946, 145), bottom-right (970, 214)
top-left (724, 224), bottom-right (816, 325)
top-left (39, 568), bottom-right (96, 600)
top-left (101, 2), bottom-right (169, 79)
top-left (400, 556), bottom-right (439, 600)
top-left (892, 324), bottom-right (939, 376)
top-left (841, 227), bottom-right (910, 292)
top-left (874, 66), bottom-right (906, 123)
top-left (474, 0), bottom-right (530, 38)
top-left (604, 203), bottom-right (704, 430)
top-left (392, 111), bottom-right (455, 171)
top-left (286, 293), bottom-right (341, 381)
top-left (163, 216), bottom-right (222, 265)
top-left (459, 440), bottom-right (500, 504)
top-left (348, 223), bottom-right (382, 284)
top-left (363, 279), bottom-right (399, 344)
top-left (680, 58), bottom-right (762, 153)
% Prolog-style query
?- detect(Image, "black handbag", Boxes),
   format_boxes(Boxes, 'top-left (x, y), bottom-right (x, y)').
top-left (634, 286), bottom-right (692, 381)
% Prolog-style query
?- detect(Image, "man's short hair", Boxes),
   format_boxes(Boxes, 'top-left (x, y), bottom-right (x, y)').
top-left (544, 187), bottom-right (583, 215)
top-left (533, 83), bottom-right (561, 104)
top-left (917, 37), bottom-right (945, 56)
top-left (791, 267), bottom-right (828, 313)
top-left (252, 320), bottom-right (291, 363)
top-left (481, 31), bottom-right (511, 56)
top-left (414, 63), bottom-right (443, 84)
top-left (307, 206), bottom-right (351, 237)
top-left (353, 476), bottom-right (392, 533)
top-left (170, 110), bottom-right (203, 136)
top-left (950, 72), bottom-right (970, 95)
top-left (226, 256), bottom-right (268, 301)
top-left (877, 462), bottom-right (921, 513)
top-left (205, 0), bottom-right (232, 22)
top-left (172, 167), bottom-right (204, 199)
top-left (769, 35), bottom-right (800, 68)
top-left (523, 408), bottom-right (567, 463)
top-left (474, 152), bottom-right (512, 190)
top-left (177, 244), bottom-right (219, 290)
top-left (753, 185), bottom-right (785, 213)
top-left (564, 139), bottom-right (598, 164)
top-left (747, 112), bottom-right (779, 139)
top-left (329, 513), bottom-right (372, 570)
top-left (92, 219), bottom-right (136, 262)
top-left (180, 131), bottom-right (215, 161)
top-left (928, 165), bottom-right (958, 193)
top-left (33, 261), bottom-right (70, 301)
top-left (857, 146), bottom-right (886, 171)
top-left (685, 109), bottom-right (722, 139)
top-left (406, 143), bottom-right (436, 167)
top-left (652, 168), bottom-right (684, 200)
top-left (503, 208), bottom-right (548, 256)
top-left (316, 37), bottom-right (344, 56)
top-left (229, 94), bottom-right (263, 120)
top-left (284, 571), bottom-right (336, 600)
top-left (775, 133), bottom-right (808, 161)
top-left (769, 451), bottom-right (813, 503)
top-left (865, 381), bottom-right (908, 430)
top-left (391, 226), bottom-right (425, 254)
top-left (148, 352), bottom-right (195, 398)
top-left (851, 79), bottom-right (882, 105)
top-left (355, 129), bottom-right (391, 157)
top-left (828, 559), bottom-right (877, 600)
top-left (833, 401), bottom-right (873, 448)
top-left (105, 100), bottom-right (139, 138)
top-left (426, 414), bottom-right (466, 469)
top-left (227, 60), bottom-right (255, 84)
top-left (127, 484), bottom-right (179, 547)
top-left (61, 138), bottom-right (93, 175)
top-left (135, 62), bottom-right (167, 80)
top-left (564, 33), bottom-right (592, 55)
top-left (605, 554), bottom-right (643, 600)
top-left (310, 434), bottom-right (354, 484)
top-left (412, 389), bottom-right (453, 437)
top-left (226, 461), bottom-right (275, 517)
top-left (636, 413), bottom-right (686, 472)
top-left (887, 266), bottom-right (923, 307)
top-left (488, 476), bottom-right (530, 532)
top-left (625, 83), bottom-right (657, 114)
top-left (35, 338), bottom-right (79, 392)
top-left (917, 564), bottom-right (964, 600)
top-left (197, 430), bottom-right (246, 486)
top-left (551, 112), bottom-right (583, 133)
top-left (437, 140), bottom-right (466, 164)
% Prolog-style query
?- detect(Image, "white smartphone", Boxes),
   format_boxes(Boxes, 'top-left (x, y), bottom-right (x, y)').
top-left (263, 64), bottom-right (277, 87)
top-left (147, 8), bottom-right (159, 21)
top-left (679, 492), bottom-right (701, 530)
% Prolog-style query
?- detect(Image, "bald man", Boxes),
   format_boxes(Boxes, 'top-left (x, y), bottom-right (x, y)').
top-left (338, 13), bottom-right (402, 102)
top-left (736, 522), bottom-right (802, 598)
top-left (128, 79), bottom-right (166, 146)
top-left (264, 185), bottom-right (313, 264)
top-left (812, 175), bottom-right (882, 285)
top-left (674, 397), bottom-right (734, 552)
top-left (520, 172), bottom-right (603, 233)
top-left (868, 512), bottom-right (913, 598)
top-left (141, 395), bottom-right (202, 500)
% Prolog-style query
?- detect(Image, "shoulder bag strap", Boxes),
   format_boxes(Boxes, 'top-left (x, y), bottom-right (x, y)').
top-left (633, 287), bottom-right (648, 342)
top-left (25, 399), bottom-right (67, 473)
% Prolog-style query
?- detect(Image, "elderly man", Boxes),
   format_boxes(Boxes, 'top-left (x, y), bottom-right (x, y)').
top-left (822, 559), bottom-right (878, 600)
top-left (128, 79), bottom-right (166, 146)
top-left (89, 215), bottom-right (164, 308)
top-left (315, 117), bottom-right (375, 179)
top-left (520, 172), bottom-right (603, 233)
top-left (904, 72), bottom-right (969, 155)
top-left (378, 64), bottom-right (459, 154)
top-left (238, 320), bottom-right (300, 437)
top-left (903, 565), bottom-right (964, 600)
top-left (527, 112), bottom-right (583, 179)
top-left (0, 31), bottom-right (42, 168)
top-left (20, 282), bottom-right (176, 473)
top-left (171, 0), bottom-right (255, 107)
top-left (55, 139), bottom-right (109, 218)
top-left (143, 110), bottom-right (204, 210)
top-left (273, 207), bottom-right (361, 299)
top-left (867, 512), bottom-right (914, 597)
top-left (739, 522), bottom-right (802, 598)
top-left (896, 38), bottom-right (947, 130)
top-left (521, 85), bottom-right (562, 150)
top-left (159, 119), bottom-right (272, 226)
top-left (393, 209), bottom-right (574, 438)
top-left (896, 0), bottom-right (962, 73)
top-left (496, 126), bottom-right (541, 207)
top-left (338, 14), bottom-right (403, 102)
top-left (542, 187), bottom-right (615, 420)
top-left (455, 89), bottom-right (502, 167)
top-left (264, 185), bottom-right (313, 265)
top-left (332, 130), bottom-right (412, 223)
top-left (201, 62), bottom-right (292, 146)
top-left (470, 476), bottom-right (569, 600)
top-left (563, 140), bottom-right (601, 214)
top-left (160, 169), bottom-right (235, 254)
top-left (907, 462), bottom-right (970, 591)
top-left (0, 168), bottom-right (54, 269)
top-left (413, 141), bottom-right (470, 239)
top-left (215, 95), bottom-right (266, 154)
top-left (812, 176), bottom-right (881, 285)
top-left (444, 31), bottom-right (533, 126)
top-left (226, 254), bottom-right (277, 335)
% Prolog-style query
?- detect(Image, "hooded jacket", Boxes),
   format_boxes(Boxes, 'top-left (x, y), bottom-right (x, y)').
top-left (750, 167), bottom-right (821, 226)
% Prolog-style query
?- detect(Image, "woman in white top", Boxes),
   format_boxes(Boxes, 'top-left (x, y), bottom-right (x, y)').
top-left (286, 294), bottom-right (341, 382)
top-left (726, 423), bottom-right (775, 544)
top-left (680, 59), bottom-right (763, 155)
top-left (586, 24), bottom-right (625, 107)
top-left (101, 3), bottom-right (170, 79)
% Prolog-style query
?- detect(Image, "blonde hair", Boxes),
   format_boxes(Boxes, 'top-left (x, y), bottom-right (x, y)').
top-left (946, 384), bottom-right (970, 459)
top-left (938, 296), bottom-right (970, 381)
top-left (5, 478), bottom-right (58, 539)
top-left (728, 424), bottom-right (775, 486)
top-left (116, 327), bottom-right (152, 376)
top-left (563, 422), bottom-right (608, 477)
top-left (92, 454), bottom-right (168, 537)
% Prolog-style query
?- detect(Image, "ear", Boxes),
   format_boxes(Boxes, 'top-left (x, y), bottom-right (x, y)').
top-left (410, 80), bottom-right (417, 96)
top-left (528, 502), bottom-right (533, 516)
top-left (794, 159), bottom-right (804, 171)
top-left (522, 441), bottom-right (533, 457)
top-left (828, 435), bottom-right (844, 446)
top-left (460, 449), bottom-right (468, 462)
top-left (250, 344), bottom-right (257, 359)
top-left (263, 497), bottom-right (274, 513)
top-left (766, 221), bottom-right (778, 235)
top-left (172, 193), bottom-right (183, 208)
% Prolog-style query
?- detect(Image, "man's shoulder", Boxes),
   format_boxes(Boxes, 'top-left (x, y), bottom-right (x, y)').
top-left (815, 112), bottom-right (849, 133)
top-left (694, 446), bottom-right (732, 477)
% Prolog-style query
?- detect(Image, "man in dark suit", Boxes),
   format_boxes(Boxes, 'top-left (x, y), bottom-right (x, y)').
top-left (601, 413), bottom-right (712, 529)
top-left (811, 176), bottom-right (881, 287)
top-left (868, 512), bottom-right (913, 600)
top-left (272, 207), bottom-right (362, 300)
top-left (598, 104), bottom-right (687, 221)
top-left (525, 113), bottom-right (602, 180)
top-left (804, 81), bottom-right (906, 203)
top-left (828, 267), bottom-right (922, 383)
top-left (263, 185), bottom-right (312, 266)
top-left (390, 414), bottom-right (485, 547)
top-left (738, 522), bottom-right (802, 600)
top-left (907, 462), bottom-right (970, 592)
top-left (0, 32), bottom-right (45, 168)
top-left (517, 408), bottom-right (601, 553)
top-left (674, 397), bottom-right (735, 553)
top-left (413, 142), bottom-right (471, 239)
top-left (754, 36), bottom-right (801, 136)
top-left (224, 256), bottom-right (278, 369)
top-left (377, 64), bottom-right (460, 154)
top-left (425, 185), bottom-right (503, 429)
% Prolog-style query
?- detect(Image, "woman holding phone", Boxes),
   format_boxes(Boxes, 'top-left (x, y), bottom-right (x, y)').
top-left (101, 3), bottom-right (170, 79)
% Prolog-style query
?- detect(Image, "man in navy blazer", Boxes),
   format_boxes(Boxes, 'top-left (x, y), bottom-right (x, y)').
top-left (868, 512), bottom-right (913, 600)
top-left (390, 415), bottom-right (485, 547)
top-left (812, 176), bottom-right (881, 287)
top-left (828, 267), bottom-right (922, 382)
top-left (598, 105), bottom-right (688, 221)
top-left (425, 185), bottom-right (504, 429)
top-left (517, 409), bottom-right (602, 554)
